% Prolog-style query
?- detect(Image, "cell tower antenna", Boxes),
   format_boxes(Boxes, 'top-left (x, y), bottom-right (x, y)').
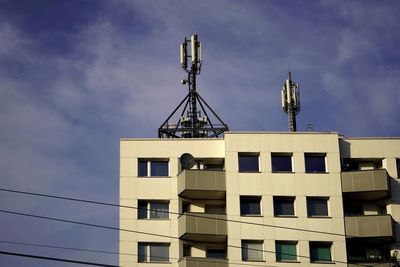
top-left (158, 34), bottom-right (229, 138)
top-left (281, 71), bottom-right (300, 132)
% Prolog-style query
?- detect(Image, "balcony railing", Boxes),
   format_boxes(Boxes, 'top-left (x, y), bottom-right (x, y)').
top-left (341, 169), bottom-right (390, 200)
top-left (178, 169), bottom-right (226, 199)
top-left (178, 213), bottom-right (227, 242)
top-left (179, 257), bottom-right (228, 267)
top-left (345, 215), bottom-right (393, 238)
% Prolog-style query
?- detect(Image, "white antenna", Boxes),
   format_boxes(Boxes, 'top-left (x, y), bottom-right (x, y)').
top-left (281, 71), bottom-right (301, 132)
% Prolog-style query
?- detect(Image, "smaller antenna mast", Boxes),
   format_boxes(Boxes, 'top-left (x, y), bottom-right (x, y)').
top-left (281, 72), bottom-right (300, 132)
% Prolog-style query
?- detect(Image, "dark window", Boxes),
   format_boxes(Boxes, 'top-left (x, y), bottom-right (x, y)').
top-left (138, 243), bottom-right (169, 262)
top-left (138, 159), bottom-right (169, 177)
top-left (138, 201), bottom-right (148, 219)
top-left (137, 201), bottom-right (169, 219)
top-left (151, 161), bottom-right (168, 176)
top-left (276, 241), bottom-right (297, 261)
top-left (344, 204), bottom-right (363, 216)
top-left (240, 196), bottom-right (261, 216)
top-left (183, 245), bottom-right (191, 257)
top-left (274, 197), bottom-right (295, 216)
top-left (182, 202), bottom-right (189, 213)
top-left (206, 249), bottom-right (227, 259)
top-left (238, 153), bottom-right (259, 172)
top-left (242, 240), bottom-right (263, 261)
top-left (305, 153), bottom-right (326, 173)
top-left (397, 158), bottom-right (400, 178)
top-left (138, 160), bottom-right (148, 176)
top-left (309, 242), bottom-right (332, 262)
top-left (138, 243), bottom-right (147, 262)
top-left (150, 244), bottom-right (169, 262)
top-left (271, 154), bottom-right (292, 172)
top-left (307, 197), bottom-right (328, 217)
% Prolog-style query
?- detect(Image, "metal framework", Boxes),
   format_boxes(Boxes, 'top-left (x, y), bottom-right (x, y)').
top-left (158, 35), bottom-right (229, 138)
top-left (281, 72), bottom-right (301, 132)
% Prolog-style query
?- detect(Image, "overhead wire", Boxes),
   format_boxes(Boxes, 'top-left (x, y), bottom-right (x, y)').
top-left (0, 208), bottom-right (357, 266)
top-left (0, 187), bottom-right (348, 237)
top-left (0, 250), bottom-right (119, 267)
top-left (0, 239), bottom-right (276, 267)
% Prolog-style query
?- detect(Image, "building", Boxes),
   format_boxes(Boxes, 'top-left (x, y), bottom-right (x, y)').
top-left (119, 132), bottom-right (400, 267)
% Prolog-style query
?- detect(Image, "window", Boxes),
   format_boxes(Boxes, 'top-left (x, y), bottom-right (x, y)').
top-left (240, 196), bottom-right (261, 216)
top-left (276, 241), bottom-right (297, 262)
top-left (397, 158), bottom-right (400, 178)
top-left (271, 153), bottom-right (293, 172)
top-left (138, 159), bottom-right (169, 177)
top-left (183, 244), bottom-right (191, 257)
top-left (206, 249), bottom-right (227, 259)
top-left (242, 240), bottom-right (263, 261)
top-left (238, 153), bottom-right (259, 172)
top-left (138, 243), bottom-right (169, 262)
top-left (309, 242), bottom-right (332, 262)
top-left (274, 196), bottom-right (295, 216)
top-left (307, 197), bottom-right (329, 217)
top-left (137, 201), bottom-right (169, 219)
top-left (305, 153), bottom-right (326, 173)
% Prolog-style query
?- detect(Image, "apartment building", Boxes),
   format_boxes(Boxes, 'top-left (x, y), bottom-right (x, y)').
top-left (119, 132), bottom-right (400, 267)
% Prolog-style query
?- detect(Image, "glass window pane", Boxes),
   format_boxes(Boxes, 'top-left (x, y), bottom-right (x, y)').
top-left (138, 243), bottom-right (147, 262)
top-left (274, 197), bottom-right (294, 216)
top-left (242, 241), bottom-right (263, 261)
top-left (305, 154), bottom-right (326, 173)
top-left (307, 198), bottom-right (328, 216)
top-left (239, 155), bottom-right (259, 172)
top-left (138, 160), bottom-right (148, 176)
top-left (276, 242), bottom-right (297, 261)
top-left (310, 242), bottom-right (332, 262)
top-left (150, 244), bottom-right (169, 262)
top-left (151, 161), bottom-right (168, 176)
top-left (272, 154), bottom-right (292, 172)
top-left (206, 249), bottom-right (226, 258)
top-left (150, 203), bottom-right (169, 219)
top-left (138, 201), bottom-right (148, 219)
top-left (240, 197), bottom-right (261, 216)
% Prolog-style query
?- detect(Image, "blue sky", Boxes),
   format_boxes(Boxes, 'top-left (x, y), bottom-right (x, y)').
top-left (0, 0), bottom-right (399, 266)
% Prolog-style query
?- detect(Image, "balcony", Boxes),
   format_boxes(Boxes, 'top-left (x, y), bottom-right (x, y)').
top-left (179, 257), bottom-right (228, 267)
top-left (345, 215), bottom-right (393, 238)
top-left (178, 213), bottom-right (227, 242)
top-left (341, 169), bottom-right (390, 200)
top-left (178, 170), bottom-right (226, 199)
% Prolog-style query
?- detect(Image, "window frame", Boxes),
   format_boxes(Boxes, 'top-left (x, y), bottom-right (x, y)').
top-left (309, 241), bottom-right (332, 263)
top-left (240, 196), bottom-right (262, 216)
top-left (138, 242), bottom-right (170, 263)
top-left (271, 153), bottom-right (293, 173)
top-left (304, 153), bottom-right (327, 173)
top-left (238, 153), bottom-right (260, 173)
top-left (275, 241), bottom-right (298, 262)
top-left (137, 200), bottom-right (169, 220)
top-left (241, 240), bottom-right (264, 262)
top-left (138, 159), bottom-right (169, 177)
top-left (273, 196), bottom-right (296, 217)
top-left (307, 197), bottom-right (329, 218)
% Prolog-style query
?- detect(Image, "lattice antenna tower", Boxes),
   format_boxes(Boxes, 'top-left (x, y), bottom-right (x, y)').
top-left (281, 72), bottom-right (301, 132)
top-left (158, 34), bottom-right (229, 138)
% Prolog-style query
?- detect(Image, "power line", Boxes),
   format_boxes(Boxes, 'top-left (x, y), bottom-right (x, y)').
top-left (0, 187), bottom-right (348, 237)
top-left (0, 209), bottom-right (355, 266)
top-left (0, 250), bottom-right (119, 267)
top-left (0, 240), bottom-right (275, 267)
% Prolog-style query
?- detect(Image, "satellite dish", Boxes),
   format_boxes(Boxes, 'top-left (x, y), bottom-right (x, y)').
top-left (180, 153), bottom-right (195, 170)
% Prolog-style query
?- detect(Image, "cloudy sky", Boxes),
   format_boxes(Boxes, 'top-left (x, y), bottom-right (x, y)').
top-left (0, 0), bottom-right (399, 266)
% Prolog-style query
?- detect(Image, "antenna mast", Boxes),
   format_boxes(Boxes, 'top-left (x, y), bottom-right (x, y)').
top-left (281, 72), bottom-right (300, 132)
top-left (158, 34), bottom-right (229, 138)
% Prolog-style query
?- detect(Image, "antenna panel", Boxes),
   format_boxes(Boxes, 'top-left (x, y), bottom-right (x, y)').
top-left (281, 89), bottom-right (287, 110)
top-left (180, 43), bottom-right (187, 69)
